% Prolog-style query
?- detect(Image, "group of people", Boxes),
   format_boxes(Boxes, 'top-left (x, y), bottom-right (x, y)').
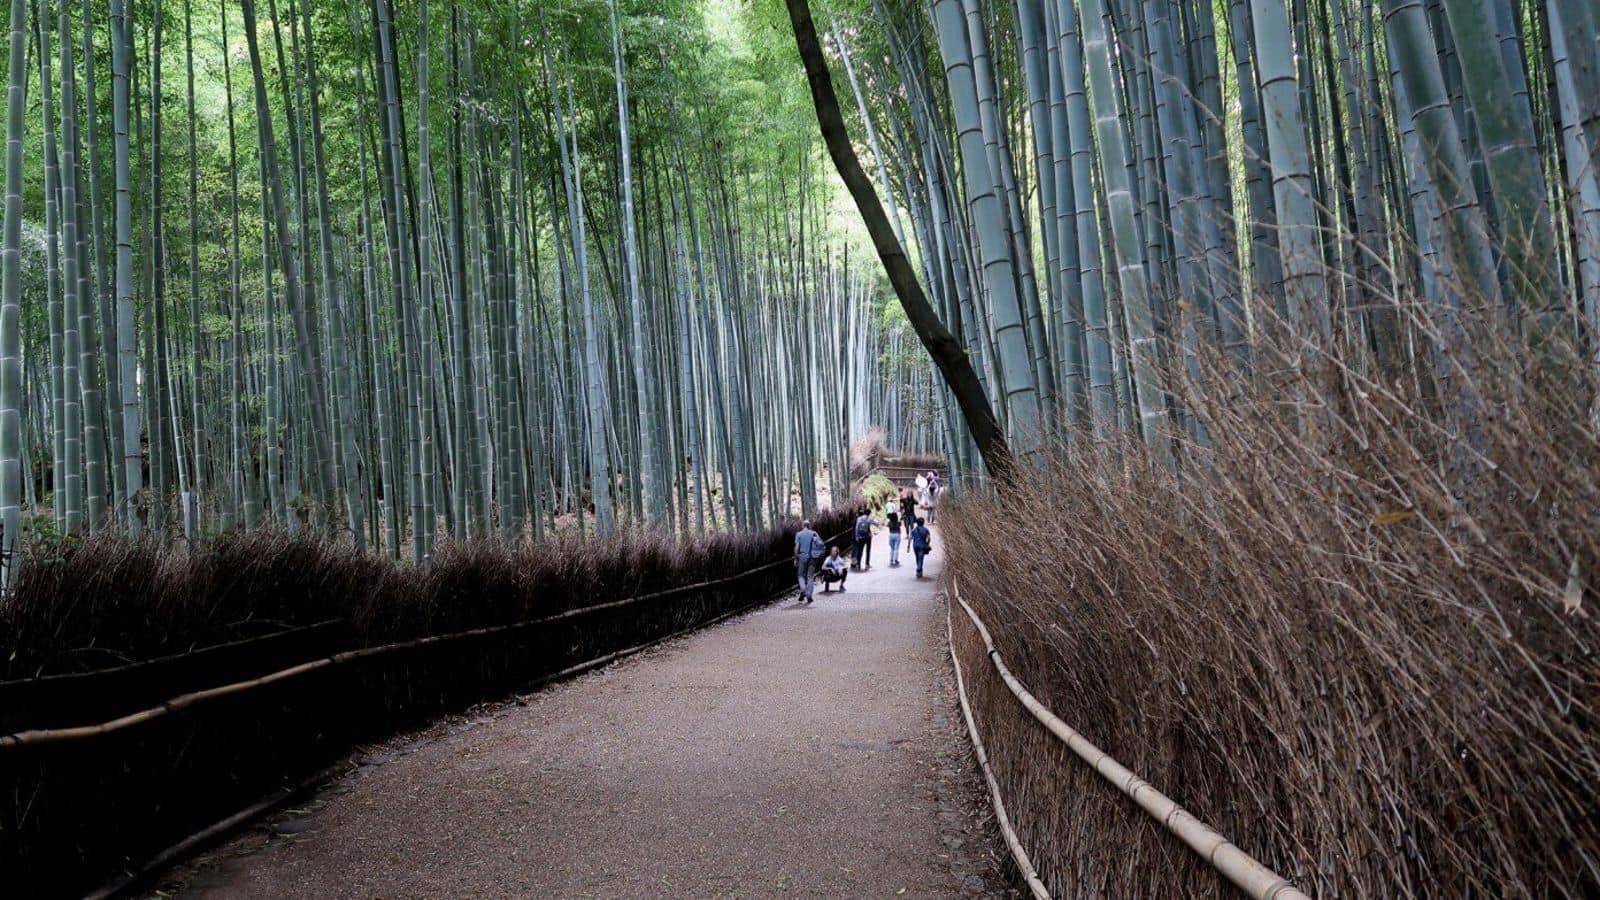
top-left (792, 472), bottom-right (942, 605)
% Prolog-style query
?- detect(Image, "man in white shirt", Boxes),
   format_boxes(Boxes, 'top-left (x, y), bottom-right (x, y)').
top-left (819, 546), bottom-right (849, 592)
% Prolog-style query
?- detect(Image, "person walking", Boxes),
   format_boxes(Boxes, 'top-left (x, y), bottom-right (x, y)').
top-left (926, 471), bottom-right (941, 524)
top-left (899, 489), bottom-right (917, 539)
top-left (910, 517), bottom-right (933, 579)
top-left (885, 506), bottom-right (902, 566)
top-left (794, 519), bottom-right (826, 604)
top-left (819, 546), bottom-right (849, 592)
top-left (851, 509), bottom-right (880, 570)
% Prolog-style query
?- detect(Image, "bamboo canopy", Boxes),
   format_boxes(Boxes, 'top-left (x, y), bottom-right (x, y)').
top-left (0, 0), bottom-right (955, 588)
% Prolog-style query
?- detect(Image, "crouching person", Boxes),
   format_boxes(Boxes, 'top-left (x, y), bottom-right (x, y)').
top-left (819, 546), bottom-right (849, 593)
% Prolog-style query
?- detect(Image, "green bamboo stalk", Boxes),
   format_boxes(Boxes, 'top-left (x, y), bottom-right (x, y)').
top-left (1385, 0), bottom-right (1504, 311)
top-left (241, 0), bottom-right (340, 536)
top-left (0, 0), bottom-right (23, 582)
top-left (1079, 0), bottom-right (1173, 461)
top-left (1548, 0), bottom-right (1600, 333)
top-left (148, 1), bottom-right (171, 539)
top-left (110, 0), bottom-right (142, 535)
top-left (36, 0), bottom-right (73, 537)
top-left (930, 0), bottom-right (1042, 453)
top-left (301, 0), bottom-right (365, 549)
top-left (611, 0), bottom-right (657, 524)
top-left (55, 0), bottom-right (102, 531)
top-left (1441, 0), bottom-right (1563, 318)
top-left (183, 0), bottom-right (203, 540)
top-left (1252, 0), bottom-right (1334, 356)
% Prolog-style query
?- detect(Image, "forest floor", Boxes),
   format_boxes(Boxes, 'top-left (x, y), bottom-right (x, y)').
top-left (159, 523), bottom-right (1013, 898)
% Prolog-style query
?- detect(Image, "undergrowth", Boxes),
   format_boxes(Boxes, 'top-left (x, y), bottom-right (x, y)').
top-left (946, 319), bottom-right (1598, 896)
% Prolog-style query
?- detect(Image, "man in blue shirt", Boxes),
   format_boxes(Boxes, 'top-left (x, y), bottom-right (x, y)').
top-left (794, 520), bottom-right (826, 604)
top-left (910, 518), bottom-right (933, 579)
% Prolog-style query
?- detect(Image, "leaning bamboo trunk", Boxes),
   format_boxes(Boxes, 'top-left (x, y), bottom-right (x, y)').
top-left (1440, 0), bottom-right (1562, 319)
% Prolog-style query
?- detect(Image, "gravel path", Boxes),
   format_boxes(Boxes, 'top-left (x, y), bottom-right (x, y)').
top-left (167, 524), bottom-right (1011, 898)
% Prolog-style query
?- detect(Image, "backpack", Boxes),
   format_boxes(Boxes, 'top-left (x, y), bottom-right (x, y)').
top-left (854, 517), bottom-right (872, 541)
top-left (801, 530), bottom-right (825, 558)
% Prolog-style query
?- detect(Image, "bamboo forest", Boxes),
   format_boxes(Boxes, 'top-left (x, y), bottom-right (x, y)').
top-left (1, 0), bottom-right (1596, 896)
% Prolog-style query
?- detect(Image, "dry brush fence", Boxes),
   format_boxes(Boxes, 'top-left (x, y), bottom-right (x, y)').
top-left (0, 508), bottom-right (856, 898)
top-left (941, 340), bottom-right (1599, 897)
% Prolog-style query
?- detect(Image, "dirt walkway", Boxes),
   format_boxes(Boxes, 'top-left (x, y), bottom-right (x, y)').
top-left (168, 524), bottom-right (1009, 899)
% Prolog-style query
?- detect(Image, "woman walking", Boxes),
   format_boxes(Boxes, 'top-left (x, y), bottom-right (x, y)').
top-left (885, 506), bottom-right (902, 566)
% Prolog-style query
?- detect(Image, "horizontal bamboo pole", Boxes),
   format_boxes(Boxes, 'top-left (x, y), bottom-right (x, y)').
top-left (1, 530), bottom-right (849, 750)
top-left (951, 580), bottom-right (1311, 900)
top-left (0, 618), bottom-right (344, 688)
top-left (0, 657), bottom-right (336, 748)
top-left (946, 603), bottom-right (1052, 899)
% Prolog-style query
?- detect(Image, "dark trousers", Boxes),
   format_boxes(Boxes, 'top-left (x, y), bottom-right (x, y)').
top-left (854, 536), bottom-right (871, 567)
top-left (820, 567), bottom-right (847, 589)
top-left (914, 548), bottom-right (929, 576)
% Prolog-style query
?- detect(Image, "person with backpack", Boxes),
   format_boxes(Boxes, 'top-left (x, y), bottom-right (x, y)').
top-left (794, 519), bottom-right (826, 604)
top-left (852, 509), bottom-right (881, 570)
top-left (910, 517), bottom-right (933, 579)
top-left (884, 506), bottom-right (902, 566)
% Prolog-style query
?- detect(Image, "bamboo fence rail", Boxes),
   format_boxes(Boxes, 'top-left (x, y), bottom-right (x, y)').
top-left (950, 580), bottom-right (1310, 900)
top-left (946, 602), bottom-right (1051, 900)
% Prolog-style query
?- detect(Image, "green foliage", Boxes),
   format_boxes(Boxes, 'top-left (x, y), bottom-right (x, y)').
top-left (25, 514), bottom-right (78, 557)
top-left (859, 472), bottom-right (896, 509)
